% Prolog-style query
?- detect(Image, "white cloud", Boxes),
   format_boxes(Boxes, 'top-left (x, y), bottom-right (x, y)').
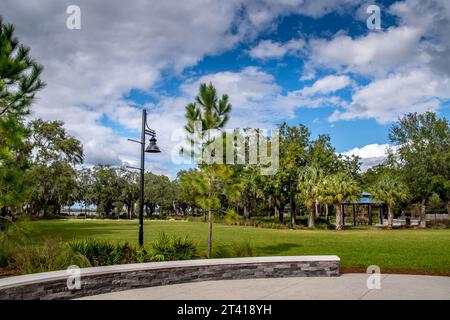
top-left (330, 69), bottom-right (450, 123)
top-left (153, 67), bottom-right (350, 142)
top-left (182, 67), bottom-right (353, 128)
top-left (341, 143), bottom-right (390, 159)
top-left (182, 67), bottom-right (281, 110)
top-left (341, 143), bottom-right (391, 171)
top-left (151, 67), bottom-right (285, 135)
top-left (389, 0), bottom-right (450, 78)
top-left (249, 38), bottom-right (305, 60)
top-left (310, 26), bottom-right (422, 77)
top-left (244, 0), bottom-right (363, 21)
top-left (300, 68), bottom-right (316, 81)
top-left (302, 75), bottom-right (351, 95)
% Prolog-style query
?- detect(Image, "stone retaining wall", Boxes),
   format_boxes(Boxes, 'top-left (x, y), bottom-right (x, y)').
top-left (0, 256), bottom-right (340, 300)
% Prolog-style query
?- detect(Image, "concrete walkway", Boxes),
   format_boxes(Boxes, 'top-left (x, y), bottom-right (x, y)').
top-left (79, 273), bottom-right (450, 300)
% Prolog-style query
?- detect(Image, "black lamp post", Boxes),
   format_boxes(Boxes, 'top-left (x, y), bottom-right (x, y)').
top-left (128, 109), bottom-right (161, 247)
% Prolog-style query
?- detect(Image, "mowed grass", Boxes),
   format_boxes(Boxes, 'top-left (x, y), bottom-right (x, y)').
top-left (28, 219), bottom-right (450, 275)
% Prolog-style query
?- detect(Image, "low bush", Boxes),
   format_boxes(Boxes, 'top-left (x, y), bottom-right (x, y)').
top-left (313, 217), bottom-right (333, 230)
top-left (150, 232), bottom-right (197, 261)
top-left (223, 209), bottom-right (243, 225)
top-left (68, 239), bottom-right (149, 266)
top-left (186, 215), bottom-right (208, 223)
top-left (255, 220), bottom-right (290, 229)
top-left (427, 218), bottom-right (450, 229)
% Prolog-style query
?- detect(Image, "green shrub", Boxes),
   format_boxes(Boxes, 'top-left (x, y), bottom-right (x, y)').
top-left (68, 239), bottom-right (149, 266)
top-left (223, 209), bottom-right (243, 225)
top-left (213, 240), bottom-right (256, 258)
top-left (150, 232), bottom-right (197, 261)
top-left (257, 220), bottom-right (288, 229)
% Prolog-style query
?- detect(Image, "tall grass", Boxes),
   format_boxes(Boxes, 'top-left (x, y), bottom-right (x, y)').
top-left (0, 220), bottom-right (91, 274)
top-left (12, 240), bottom-right (90, 274)
top-left (213, 240), bottom-right (256, 258)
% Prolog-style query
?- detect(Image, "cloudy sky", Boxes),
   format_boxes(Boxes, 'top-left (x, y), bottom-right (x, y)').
top-left (1, 0), bottom-right (449, 176)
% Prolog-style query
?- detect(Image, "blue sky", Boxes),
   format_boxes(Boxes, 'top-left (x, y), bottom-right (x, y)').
top-left (1, 0), bottom-right (449, 177)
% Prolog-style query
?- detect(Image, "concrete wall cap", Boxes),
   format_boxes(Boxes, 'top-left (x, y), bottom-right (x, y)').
top-left (0, 255), bottom-right (339, 289)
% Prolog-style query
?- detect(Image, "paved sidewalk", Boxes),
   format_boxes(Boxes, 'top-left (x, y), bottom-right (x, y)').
top-left (79, 273), bottom-right (450, 300)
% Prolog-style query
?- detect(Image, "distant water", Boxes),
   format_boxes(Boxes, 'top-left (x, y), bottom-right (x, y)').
top-left (60, 209), bottom-right (97, 216)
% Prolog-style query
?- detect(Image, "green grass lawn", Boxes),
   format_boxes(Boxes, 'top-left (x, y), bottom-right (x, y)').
top-left (28, 219), bottom-right (450, 275)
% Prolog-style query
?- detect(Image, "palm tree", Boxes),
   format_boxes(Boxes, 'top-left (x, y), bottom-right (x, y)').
top-left (369, 174), bottom-right (408, 230)
top-left (320, 171), bottom-right (360, 231)
top-left (298, 165), bottom-right (323, 228)
top-left (184, 82), bottom-right (233, 258)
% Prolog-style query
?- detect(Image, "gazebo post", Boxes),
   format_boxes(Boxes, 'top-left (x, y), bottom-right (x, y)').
top-left (352, 204), bottom-right (356, 226)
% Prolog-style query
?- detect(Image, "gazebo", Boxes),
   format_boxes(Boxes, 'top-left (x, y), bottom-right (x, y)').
top-left (342, 192), bottom-right (386, 226)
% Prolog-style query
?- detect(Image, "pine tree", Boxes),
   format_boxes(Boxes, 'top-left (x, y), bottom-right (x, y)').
top-left (0, 17), bottom-right (45, 216)
top-left (184, 82), bottom-right (236, 258)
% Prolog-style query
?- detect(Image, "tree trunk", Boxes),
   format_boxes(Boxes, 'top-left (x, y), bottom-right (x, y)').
top-left (244, 205), bottom-right (250, 219)
top-left (308, 205), bottom-right (315, 228)
top-left (352, 204), bottom-right (356, 226)
top-left (387, 205), bottom-right (394, 230)
top-left (335, 203), bottom-right (343, 231)
top-left (446, 201), bottom-right (450, 215)
top-left (207, 208), bottom-right (213, 259)
top-left (278, 204), bottom-right (284, 223)
top-left (131, 201), bottom-right (134, 219)
top-left (420, 198), bottom-right (427, 228)
top-left (325, 204), bottom-right (329, 222)
top-left (314, 200), bottom-right (319, 218)
top-left (290, 181), bottom-right (296, 226)
top-left (290, 198), bottom-right (296, 227)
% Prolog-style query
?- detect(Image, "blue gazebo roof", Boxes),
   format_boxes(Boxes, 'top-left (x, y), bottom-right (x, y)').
top-left (342, 192), bottom-right (384, 205)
